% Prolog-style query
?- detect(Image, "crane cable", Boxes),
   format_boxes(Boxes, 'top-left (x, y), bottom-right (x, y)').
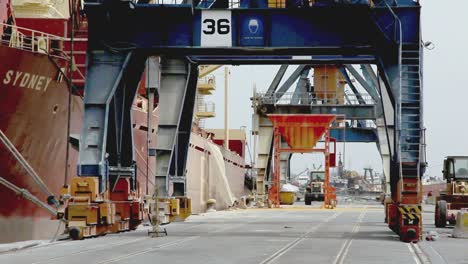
top-left (0, 130), bottom-right (55, 199)
top-left (64, 0), bottom-right (75, 186)
top-left (0, 176), bottom-right (58, 217)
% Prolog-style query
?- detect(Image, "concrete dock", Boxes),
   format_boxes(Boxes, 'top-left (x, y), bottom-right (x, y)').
top-left (0, 202), bottom-right (466, 264)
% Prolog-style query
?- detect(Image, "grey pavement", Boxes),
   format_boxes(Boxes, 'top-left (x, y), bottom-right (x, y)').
top-left (0, 202), bottom-right (466, 264)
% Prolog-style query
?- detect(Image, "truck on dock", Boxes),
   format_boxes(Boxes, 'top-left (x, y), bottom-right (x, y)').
top-left (435, 156), bottom-right (468, 227)
top-left (304, 171), bottom-right (325, 205)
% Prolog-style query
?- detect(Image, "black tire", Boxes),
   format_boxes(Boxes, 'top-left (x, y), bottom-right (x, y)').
top-left (69, 227), bottom-right (82, 240)
top-left (435, 200), bottom-right (447, 228)
top-left (317, 194), bottom-right (324, 202)
top-left (305, 194), bottom-right (312, 205)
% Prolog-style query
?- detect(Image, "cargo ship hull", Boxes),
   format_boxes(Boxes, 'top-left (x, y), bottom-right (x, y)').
top-left (0, 44), bottom-right (157, 243)
top-left (187, 132), bottom-right (246, 214)
top-left (0, 45), bottom-right (80, 242)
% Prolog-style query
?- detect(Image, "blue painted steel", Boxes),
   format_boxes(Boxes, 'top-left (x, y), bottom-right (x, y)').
top-left (198, 0), bottom-right (214, 8)
top-left (372, 6), bottom-right (420, 44)
top-left (189, 55), bottom-right (375, 64)
top-left (86, 5), bottom-right (406, 54)
top-left (239, 14), bottom-right (265, 46)
top-left (330, 128), bottom-right (377, 143)
top-left (240, 0), bottom-right (268, 8)
top-left (76, 163), bottom-right (108, 193)
top-left (85, 4), bottom-right (420, 53)
top-left (78, 165), bottom-right (100, 177)
top-left (373, 0), bottom-right (418, 7)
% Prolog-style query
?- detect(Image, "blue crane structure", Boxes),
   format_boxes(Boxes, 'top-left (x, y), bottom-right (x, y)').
top-left (76, 0), bottom-right (425, 242)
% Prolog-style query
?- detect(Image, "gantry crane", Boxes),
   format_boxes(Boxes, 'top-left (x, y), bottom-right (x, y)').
top-left (68, 0), bottom-right (425, 243)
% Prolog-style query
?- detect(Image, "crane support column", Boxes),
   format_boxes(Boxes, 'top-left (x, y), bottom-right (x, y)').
top-left (270, 127), bottom-right (281, 207)
top-left (155, 58), bottom-right (197, 197)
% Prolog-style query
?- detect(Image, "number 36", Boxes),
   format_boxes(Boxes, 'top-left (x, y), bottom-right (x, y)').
top-left (203, 19), bottom-right (230, 35)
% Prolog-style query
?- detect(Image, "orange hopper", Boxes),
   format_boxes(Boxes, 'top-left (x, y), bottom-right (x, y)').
top-left (267, 114), bottom-right (337, 208)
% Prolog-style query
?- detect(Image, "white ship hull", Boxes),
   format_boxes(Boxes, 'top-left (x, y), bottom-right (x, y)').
top-left (186, 133), bottom-right (246, 214)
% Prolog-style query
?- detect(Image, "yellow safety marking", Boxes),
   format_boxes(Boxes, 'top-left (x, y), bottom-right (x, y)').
top-left (399, 205), bottom-right (422, 222)
top-left (402, 214), bottom-right (416, 220)
top-left (399, 206), bottom-right (422, 215)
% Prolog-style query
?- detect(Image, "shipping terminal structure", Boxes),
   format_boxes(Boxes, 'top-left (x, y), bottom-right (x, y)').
top-left (0, 0), bottom-right (446, 251)
top-left (0, 0), bottom-right (246, 242)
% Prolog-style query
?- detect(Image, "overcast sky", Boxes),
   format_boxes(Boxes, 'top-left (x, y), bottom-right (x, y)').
top-left (203, 0), bottom-right (468, 178)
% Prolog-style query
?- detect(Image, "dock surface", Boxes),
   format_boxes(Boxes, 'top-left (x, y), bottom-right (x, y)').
top-left (1, 202), bottom-right (466, 264)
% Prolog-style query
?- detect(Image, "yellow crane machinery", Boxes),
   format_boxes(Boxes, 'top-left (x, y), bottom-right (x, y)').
top-left (435, 156), bottom-right (468, 227)
top-left (60, 178), bottom-right (191, 240)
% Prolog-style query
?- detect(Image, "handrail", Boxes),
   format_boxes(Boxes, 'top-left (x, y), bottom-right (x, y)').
top-left (0, 22), bottom-right (65, 42)
top-left (382, 1), bottom-right (405, 188)
top-left (257, 91), bottom-right (376, 106)
top-left (198, 75), bottom-right (216, 86)
top-left (0, 22), bottom-right (68, 59)
top-left (0, 22), bottom-right (89, 88)
top-left (198, 101), bottom-right (216, 113)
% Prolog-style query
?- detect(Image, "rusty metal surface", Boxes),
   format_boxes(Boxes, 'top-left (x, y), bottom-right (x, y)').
top-left (267, 114), bottom-right (336, 150)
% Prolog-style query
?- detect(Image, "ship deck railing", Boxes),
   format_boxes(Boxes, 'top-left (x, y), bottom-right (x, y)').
top-left (198, 101), bottom-right (216, 113)
top-left (198, 75), bottom-right (216, 86)
top-left (256, 91), bottom-right (376, 106)
top-left (0, 22), bottom-right (68, 60)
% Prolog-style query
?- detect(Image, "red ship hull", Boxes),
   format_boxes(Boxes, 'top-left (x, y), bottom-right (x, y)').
top-left (0, 44), bottom-right (156, 243)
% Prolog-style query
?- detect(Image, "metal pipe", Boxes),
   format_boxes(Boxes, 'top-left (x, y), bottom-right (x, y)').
top-left (146, 56), bottom-right (160, 195)
top-left (252, 83), bottom-right (257, 171)
top-left (65, 0), bottom-right (75, 186)
top-left (224, 66), bottom-right (229, 150)
top-left (147, 92), bottom-right (155, 195)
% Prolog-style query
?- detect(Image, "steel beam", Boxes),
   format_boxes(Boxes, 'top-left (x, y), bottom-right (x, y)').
top-left (169, 63), bottom-right (199, 196)
top-left (266, 65), bottom-right (288, 94)
top-left (86, 5), bottom-right (404, 54)
top-left (155, 58), bottom-right (193, 197)
top-left (78, 50), bottom-right (145, 192)
top-left (190, 56), bottom-right (376, 65)
top-left (345, 65), bottom-right (380, 103)
top-left (252, 113), bottom-right (273, 206)
top-left (276, 66), bottom-right (308, 99)
top-left (308, 106), bottom-right (376, 120)
top-left (291, 67), bottom-right (312, 105)
top-left (337, 66), bottom-right (366, 105)
top-left (361, 64), bottom-right (379, 89)
top-left (270, 105), bottom-right (376, 120)
top-left (280, 140), bottom-right (289, 183)
top-left (330, 128), bottom-right (377, 143)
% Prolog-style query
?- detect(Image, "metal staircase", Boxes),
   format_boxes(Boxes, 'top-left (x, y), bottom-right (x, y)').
top-left (374, 0), bottom-right (425, 241)
top-left (399, 43), bottom-right (422, 180)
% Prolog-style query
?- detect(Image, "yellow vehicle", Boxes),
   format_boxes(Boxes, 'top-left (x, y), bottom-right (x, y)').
top-left (435, 156), bottom-right (468, 227)
top-left (304, 171), bottom-right (325, 205)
